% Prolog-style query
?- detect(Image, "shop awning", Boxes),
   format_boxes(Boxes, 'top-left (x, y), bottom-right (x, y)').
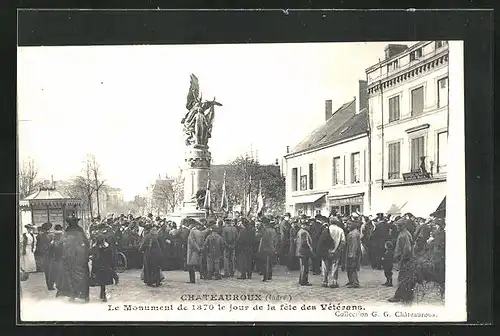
top-left (400, 193), bottom-right (446, 218)
top-left (292, 193), bottom-right (327, 204)
top-left (327, 193), bottom-right (364, 206)
top-left (431, 196), bottom-right (446, 218)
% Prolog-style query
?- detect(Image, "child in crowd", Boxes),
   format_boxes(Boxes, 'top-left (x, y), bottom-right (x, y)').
top-left (382, 240), bottom-right (394, 287)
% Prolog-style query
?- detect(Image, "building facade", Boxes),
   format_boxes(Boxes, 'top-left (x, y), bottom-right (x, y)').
top-left (284, 81), bottom-right (371, 217)
top-left (366, 41), bottom-right (449, 217)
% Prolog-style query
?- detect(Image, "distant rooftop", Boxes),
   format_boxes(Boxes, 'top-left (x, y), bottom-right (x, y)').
top-left (286, 99), bottom-right (368, 156)
top-left (24, 187), bottom-right (71, 200)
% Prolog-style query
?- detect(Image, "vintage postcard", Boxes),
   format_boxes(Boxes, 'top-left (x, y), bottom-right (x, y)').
top-left (17, 38), bottom-right (466, 322)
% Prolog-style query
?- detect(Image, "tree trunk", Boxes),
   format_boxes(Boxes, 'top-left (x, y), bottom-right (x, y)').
top-left (96, 190), bottom-right (101, 218)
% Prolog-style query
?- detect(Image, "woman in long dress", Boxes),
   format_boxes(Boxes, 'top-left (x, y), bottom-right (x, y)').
top-left (89, 235), bottom-right (115, 302)
top-left (139, 226), bottom-right (164, 287)
top-left (21, 225), bottom-right (37, 273)
top-left (56, 216), bottom-right (90, 302)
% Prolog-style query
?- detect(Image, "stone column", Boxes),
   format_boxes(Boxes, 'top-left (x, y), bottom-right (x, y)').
top-left (180, 146), bottom-right (211, 218)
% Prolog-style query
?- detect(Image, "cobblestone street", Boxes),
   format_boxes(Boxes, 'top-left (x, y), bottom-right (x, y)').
top-left (20, 265), bottom-right (443, 305)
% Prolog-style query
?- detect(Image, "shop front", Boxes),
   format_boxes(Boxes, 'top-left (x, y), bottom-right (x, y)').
top-left (23, 187), bottom-right (83, 229)
top-left (291, 193), bottom-right (328, 217)
top-left (327, 193), bottom-right (365, 216)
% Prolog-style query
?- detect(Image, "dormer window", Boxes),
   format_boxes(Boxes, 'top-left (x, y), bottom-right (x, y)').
top-left (386, 59), bottom-right (399, 73)
top-left (435, 41), bottom-right (448, 49)
top-left (409, 48), bottom-right (423, 62)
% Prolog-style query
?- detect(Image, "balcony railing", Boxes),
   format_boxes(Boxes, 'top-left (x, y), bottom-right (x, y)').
top-left (368, 44), bottom-right (449, 84)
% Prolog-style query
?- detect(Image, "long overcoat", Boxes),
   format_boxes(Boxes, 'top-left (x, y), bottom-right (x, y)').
top-left (186, 228), bottom-right (205, 266)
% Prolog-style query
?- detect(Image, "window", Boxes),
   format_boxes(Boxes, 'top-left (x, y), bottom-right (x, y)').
top-left (409, 48), bottom-right (423, 61)
top-left (351, 205), bottom-right (361, 214)
top-left (411, 136), bottom-right (425, 171)
top-left (351, 152), bottom-right (360, 183)
top-left (300, 175), bottom-right (308, 191)
top-left (437, 132), bottom-right (448, 173)
top-left (291, 168), bottom-right (298, 191)
top-left (308, 163), bottom-right (314, 189)
top-left (435, 41), bottom-right (448, 49)
top-left (389, 96), bottom-right (400, 122)
top-left (332, 157), bottom-right (341, 185)
top-left (437, 77), bottom-right (448, 108)
top-left (388, 142), bottom-right (401, 179)
top-left (411, 86), bottom-right (424, 116)
top-left (387, 60), bottom-right (399, 72)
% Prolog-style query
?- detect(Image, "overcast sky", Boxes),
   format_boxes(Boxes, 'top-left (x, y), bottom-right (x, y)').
top-left (18, 42), bottom-right (410, 201)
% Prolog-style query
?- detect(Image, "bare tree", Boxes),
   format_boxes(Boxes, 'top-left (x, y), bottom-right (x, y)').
top-left (151, 175), bottom-right (184, 216)
top-left (19, 159), bottom-right (42, 199)
top-left (86, 154), bottom-right (106, 218)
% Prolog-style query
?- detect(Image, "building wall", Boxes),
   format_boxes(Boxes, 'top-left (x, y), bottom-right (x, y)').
top-left (285, 135), bottom-right (370, 217)
top-left (367, 41), bottom-right (449, 216)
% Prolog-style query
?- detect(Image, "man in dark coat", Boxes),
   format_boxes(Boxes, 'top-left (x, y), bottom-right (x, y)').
top-left (287, 220), bottom-right (300, 271)
top-left (38, 222), bottom-right (53, 289)
top-left (310, 217), bottom-right (323, 275)
top-left (258, 218), bottom-right (276, 282)
top-left (236, 218), bottom-right (254, 279)
top-left (179, 219), bottom-right (192, 271)
top-left (47, 224), bottom-right (64, 290)
top-left (278, 213), bottom-right (291, 266)
top-left (369, 216), bottom-right (390, 270)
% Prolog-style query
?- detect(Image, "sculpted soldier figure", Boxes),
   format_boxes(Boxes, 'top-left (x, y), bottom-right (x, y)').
top-left (181, 74), bottom-right (223, 148)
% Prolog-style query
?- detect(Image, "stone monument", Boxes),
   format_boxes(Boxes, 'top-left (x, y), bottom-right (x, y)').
top-left (178, 74), bottom-right (222, 219)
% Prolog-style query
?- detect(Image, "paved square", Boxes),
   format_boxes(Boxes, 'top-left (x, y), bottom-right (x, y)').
top-left (20, 265), bottom-right (443, 305)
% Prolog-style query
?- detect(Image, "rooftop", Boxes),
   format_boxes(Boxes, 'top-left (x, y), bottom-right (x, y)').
top-left (286, 99), bottom-right (368, 157)
top-left (24, 187), bottom-right (71, 200)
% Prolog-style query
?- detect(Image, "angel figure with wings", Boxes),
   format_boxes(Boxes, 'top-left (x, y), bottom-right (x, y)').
top-left (181, 74), bottom-right (223, 148)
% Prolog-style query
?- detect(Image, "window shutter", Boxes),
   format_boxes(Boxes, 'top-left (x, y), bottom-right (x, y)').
top-left (412, 87), bottom-right (424, 115)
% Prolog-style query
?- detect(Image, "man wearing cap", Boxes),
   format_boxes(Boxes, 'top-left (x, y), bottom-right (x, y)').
top-left (345, 220), bottom-right (362, 288)
top-left (296, 220), bottom-right (314, 286)
top-left (222, 218), bottom-right (238, 278)
top-left (202, 221), bottom-right (225, 280)
top-left (388, 218), bottom-right (415, 302)
top-left (258, 217), bottom-right (276, 282)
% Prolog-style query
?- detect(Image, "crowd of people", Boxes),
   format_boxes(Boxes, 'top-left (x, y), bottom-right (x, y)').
top-left (19, 209), bottom-right (446, 304)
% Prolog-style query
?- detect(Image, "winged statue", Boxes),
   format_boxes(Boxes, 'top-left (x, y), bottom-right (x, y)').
top-left (181, 74), bottom-right (223, 148)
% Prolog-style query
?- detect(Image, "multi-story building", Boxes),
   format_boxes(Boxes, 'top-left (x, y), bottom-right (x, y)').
top-left (366, 41), bottom-right (449, 217)
top-left (284, 81), bottom-right (370, 217)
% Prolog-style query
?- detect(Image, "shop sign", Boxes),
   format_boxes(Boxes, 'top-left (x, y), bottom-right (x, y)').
top-left (402, 171), bottom-right (431, 181)
top-left (328, 195), bottom-right (363, 206)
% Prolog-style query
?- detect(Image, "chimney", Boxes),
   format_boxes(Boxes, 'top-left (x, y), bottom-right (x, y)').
top-left (325, 100), bottom-right (333, 120)
top-left (355, 80), bottom-right (368, 114)
top-left (384, 44), bottom-right (408, 60)
top-left (286, 146), bottom-right (290, 154)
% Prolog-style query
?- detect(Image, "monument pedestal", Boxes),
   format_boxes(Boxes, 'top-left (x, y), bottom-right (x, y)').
top-left (170, 146), bottom-right (211, 225)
